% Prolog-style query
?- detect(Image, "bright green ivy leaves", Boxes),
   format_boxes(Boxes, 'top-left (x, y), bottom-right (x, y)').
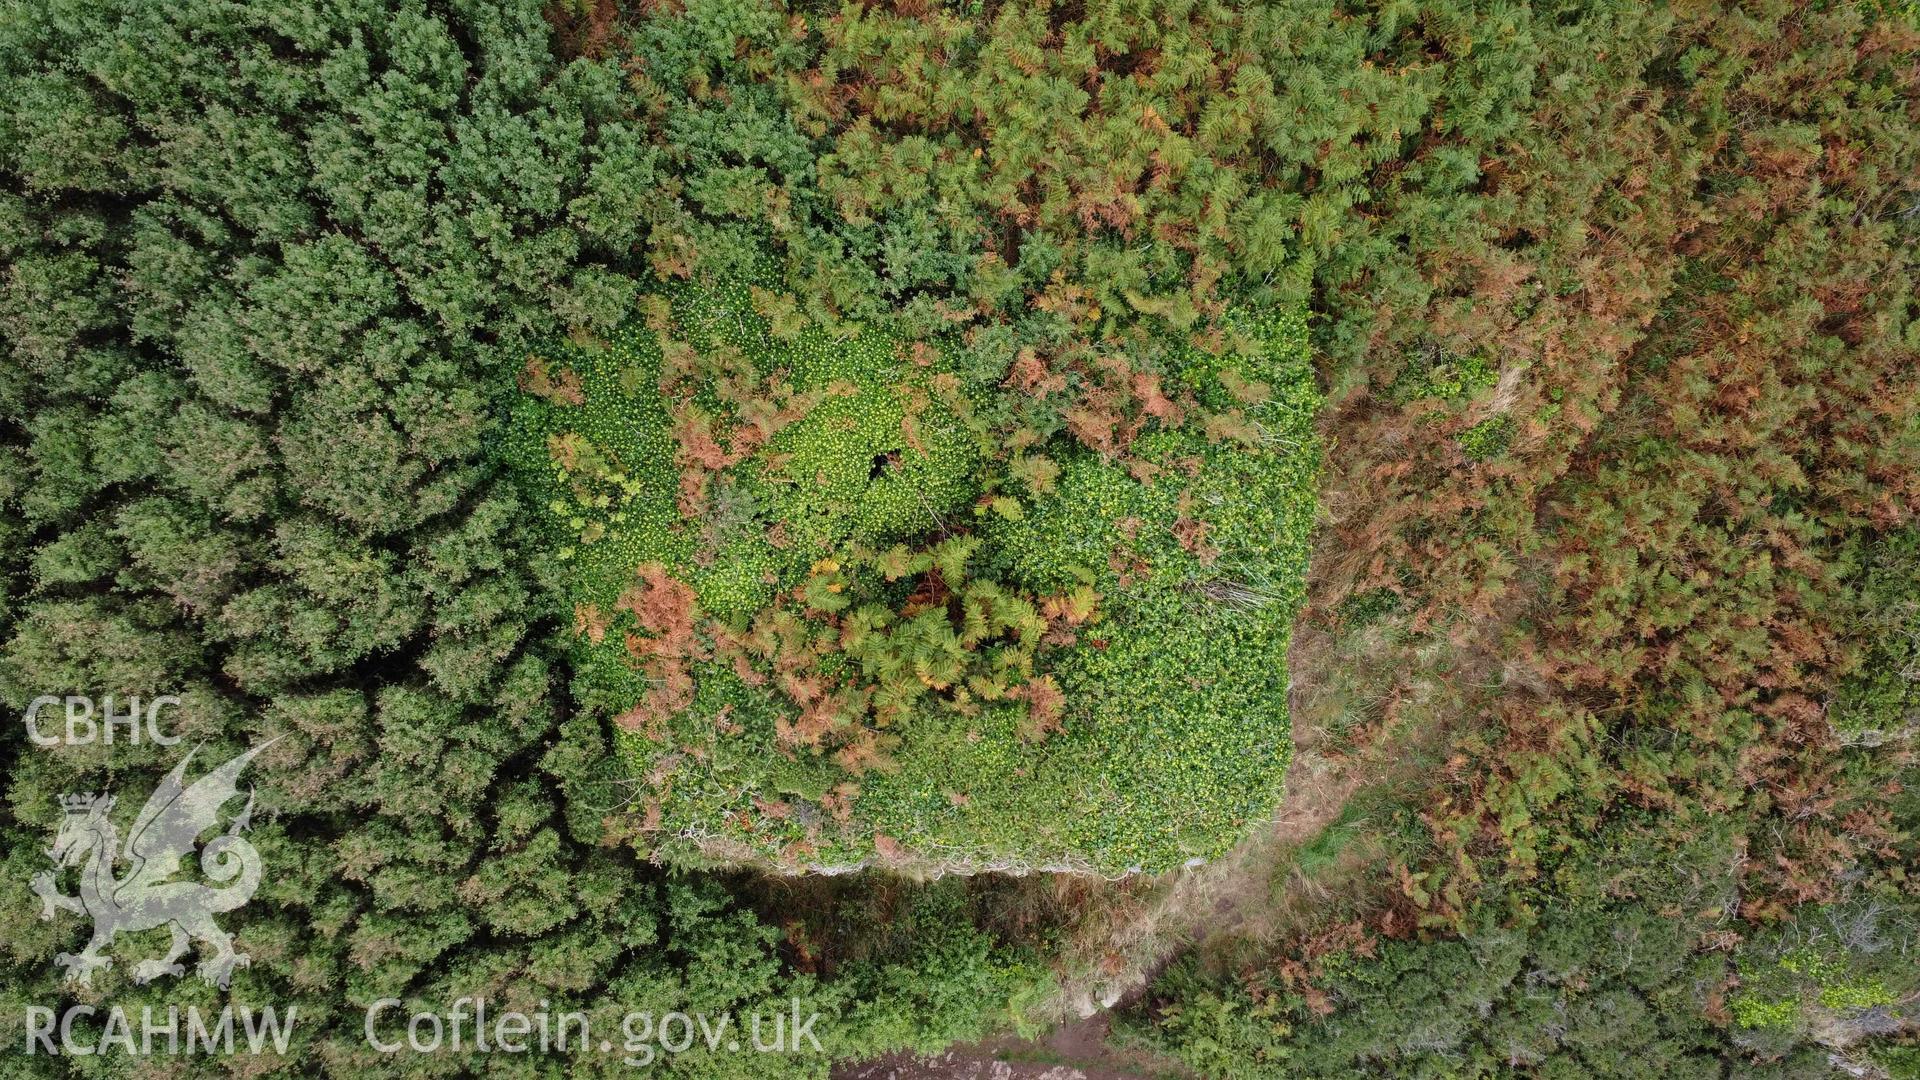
top-left (509, 281), bottom-right (1320, 875)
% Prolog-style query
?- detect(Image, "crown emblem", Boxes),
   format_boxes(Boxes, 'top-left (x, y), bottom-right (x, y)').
top-left (60, 793), bottom-right (114, 815)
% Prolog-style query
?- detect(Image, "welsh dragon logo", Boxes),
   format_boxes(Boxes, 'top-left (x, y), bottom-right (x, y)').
top-left (31, 739), bottom-right (278, 988)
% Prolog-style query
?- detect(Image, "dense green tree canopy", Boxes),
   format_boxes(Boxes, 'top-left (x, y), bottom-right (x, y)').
top-left (0, 0), bottom-right (1915, 1077)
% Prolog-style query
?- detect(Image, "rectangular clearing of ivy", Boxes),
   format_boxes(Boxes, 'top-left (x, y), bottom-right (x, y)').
top-left (508, 281), bottom-right (1321, 875)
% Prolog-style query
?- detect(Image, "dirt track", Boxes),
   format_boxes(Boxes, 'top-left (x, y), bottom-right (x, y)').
top-left (832, 1010), bottom-right (1187, 1080)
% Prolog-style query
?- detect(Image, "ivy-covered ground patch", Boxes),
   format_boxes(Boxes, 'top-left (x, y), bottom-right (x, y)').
top-left (508, 280), bottom-right (1319, 875)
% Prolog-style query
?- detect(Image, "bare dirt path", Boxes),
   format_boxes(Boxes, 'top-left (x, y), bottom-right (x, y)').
top-left (833, 1011), bottom-right (1187, 1080)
